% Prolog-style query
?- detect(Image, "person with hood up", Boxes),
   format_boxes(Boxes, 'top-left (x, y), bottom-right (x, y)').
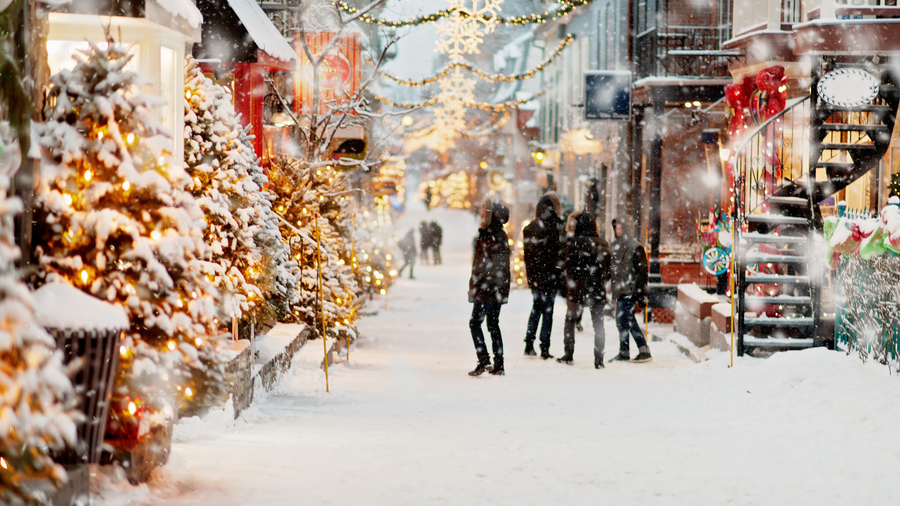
top-left (430, 220), bottom-right (443, 265)
top-left (558, 212), bottom-right (611, 368)
top-left (467, 198), bottom-right (511, 376)
top-left (397, 229), bottom-right (417, 279)
top-left (609, 215), bottom-right (652, 362)
top-left (522, 192), bottom-right (563, 359)
top-left (419, 221), bottom-right (432, 264)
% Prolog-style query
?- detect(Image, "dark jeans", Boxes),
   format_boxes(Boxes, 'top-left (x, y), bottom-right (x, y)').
top-left (615, 298), bottom-right (647, 353)
top-left (564, 299), bottom-right (605, 360)
top-left (470, 301), bottom-right (503, 359)
top-left (525, 289), bottom-right (555, 351)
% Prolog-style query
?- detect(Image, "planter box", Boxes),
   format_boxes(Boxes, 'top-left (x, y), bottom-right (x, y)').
top-left (677, 284), bottom-right (720, 319)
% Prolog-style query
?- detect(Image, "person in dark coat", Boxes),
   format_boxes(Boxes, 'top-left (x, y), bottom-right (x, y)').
top-left (397, 229), bottom-right (417, 280)
top-left (419, 221), bottom-right (432, 264)
top-left (430, 220), bottom-right (443, 265)
top-left (609, 215), bottom-right (652, 362)
top-left (558, 212), bottom-right (611, 368)
top-left (522, 192), bottom-right (563, 359)
top-left (424, 186), bottom-right (433, 210)
top-left (467, 198), bottom-right (511, 376)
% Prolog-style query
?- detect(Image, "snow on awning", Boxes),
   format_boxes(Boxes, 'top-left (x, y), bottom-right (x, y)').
top-left (226, 0), bottom-right (297, 64)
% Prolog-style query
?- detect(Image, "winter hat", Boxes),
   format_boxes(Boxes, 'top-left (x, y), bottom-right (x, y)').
top-left (574, 212), bottom-right (599, 237)
top-left (545, 191), bottom-right (562, 218)
top-left (492, 202), bottom-right (509, 226)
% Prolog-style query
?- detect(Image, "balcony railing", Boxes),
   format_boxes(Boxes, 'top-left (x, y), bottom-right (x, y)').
top-left (732, 0), bottom-right (802, 37)
top-left (635, 26), bottom-right (732, 79)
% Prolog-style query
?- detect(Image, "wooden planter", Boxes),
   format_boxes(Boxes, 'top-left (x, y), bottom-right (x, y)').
top-left (48, 327), bottom-right (123, 464)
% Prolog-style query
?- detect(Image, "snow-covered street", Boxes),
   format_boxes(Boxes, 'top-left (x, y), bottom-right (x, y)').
top-left (96, 204), bottom-right (900, 505)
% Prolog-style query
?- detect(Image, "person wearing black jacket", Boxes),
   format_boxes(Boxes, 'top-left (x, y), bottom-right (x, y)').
top-left (430, 220), bottom-right (443, 265)
top-left (609, 215), bottom-right (652, 363)
top-left (522, 192), bottom-right (562, 359)
top-left (419, 221), bottom-right (432, 264)
top-left (467, 199), bottom-right (511, 376)
top-left (557, 212), bottom-right (611, 368)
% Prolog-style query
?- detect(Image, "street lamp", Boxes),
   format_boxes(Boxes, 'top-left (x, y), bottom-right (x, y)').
top-left (401, 115), bottom-right (413, 127)
top-left (532, 151), bottom-right (545, 163)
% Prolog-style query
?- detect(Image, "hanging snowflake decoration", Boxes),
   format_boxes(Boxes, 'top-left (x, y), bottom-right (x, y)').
top-left (435, 0), bottom-right (504, 61)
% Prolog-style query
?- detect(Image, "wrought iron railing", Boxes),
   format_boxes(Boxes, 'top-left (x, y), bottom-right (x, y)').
top-left (634, 26), bottom-right (731, 79)
top-left (732, 96), bottom-right (813, 220)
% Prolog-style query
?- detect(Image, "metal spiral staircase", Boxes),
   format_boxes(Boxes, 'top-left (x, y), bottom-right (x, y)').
top-left (732, 59), bottom-right (900, 355)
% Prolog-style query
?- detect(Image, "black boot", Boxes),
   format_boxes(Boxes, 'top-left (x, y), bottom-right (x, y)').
top-left (489, 356), bottom-right (505, 375)
top-left (524, 342), bottom-right (537, 356)
top-left (595, 356), bottom-right (605, 369)
top-left (468, 355), bottom-right (491, 376)
top-left (540, 348), bottom-right (553, 360)
top-left (609, 351), bottom-right (630, 362)
top-left (632, 346), bottom-right (653, 363)
top-left (556, 354), bottom-right (573, 365)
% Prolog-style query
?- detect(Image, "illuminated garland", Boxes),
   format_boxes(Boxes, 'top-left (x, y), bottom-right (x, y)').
top-left (458, 111), bottom-right (511, 138)
top-left (374, 86), bottom-right (549, 112)
top-left (338, 0), bottom-right (593, 27)
top-left (378, 35), bottom-right (574, 87)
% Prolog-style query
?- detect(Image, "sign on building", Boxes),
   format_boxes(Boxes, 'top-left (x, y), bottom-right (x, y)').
top-left (295, 32), bottom-right (361, 116)
top-left (584, 71), bottom-right (632, 121)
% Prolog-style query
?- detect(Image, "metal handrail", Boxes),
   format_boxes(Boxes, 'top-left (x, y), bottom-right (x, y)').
top-left (732, 95), bottom-right (812, 227)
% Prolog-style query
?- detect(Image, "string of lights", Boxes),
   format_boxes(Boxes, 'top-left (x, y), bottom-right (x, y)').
top-left (377, 35), bottom-right (574, 87)
top-left (338, 0), bottom-right (593, 27)
top-left (458, 111), bottom-right (511, 138)
top-left (373, 86), bottom-right (548, 112)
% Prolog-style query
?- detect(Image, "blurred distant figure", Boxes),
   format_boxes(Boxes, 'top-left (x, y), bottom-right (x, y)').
top-left (424, 186), bottom-right (433, 210)
top-left (397, 229), bottom-right (417, 279)
top-left (419, 221), bottom-right (432, 264)
top-left (468, 199), bottom-right (510, 376)
top-left (430, 220), bottom-right (443, 265)
top-left (522, 192), bottom-right (562, 359)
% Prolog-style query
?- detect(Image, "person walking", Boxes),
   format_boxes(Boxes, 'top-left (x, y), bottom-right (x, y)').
top-left (424, 186), bottom-right (433, 210)
top-left (522, 192), bottom-right (563, 359)
top-left (609, 215), bottom-right (652, 362)
top-left (468, 199), bottom-right (511, 376)
top-left (557, 212), bottom-right (611, 368)
top-left (397, 229), bottom-right (417, 280)
top-left (419, 221), bottom-right (432, 264)
top-left (430, 220), bottom-right (443, 265)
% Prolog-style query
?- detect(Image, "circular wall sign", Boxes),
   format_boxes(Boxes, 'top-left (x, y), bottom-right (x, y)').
top-left (817, 68), bottom-right (880, 108)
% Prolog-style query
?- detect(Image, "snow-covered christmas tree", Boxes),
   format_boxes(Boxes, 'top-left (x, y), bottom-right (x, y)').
top-left (34, 41), bottom-right (224, 417)
top-left (0, 182), bottom-right (76, 502)
top-left (267, 159), bottom-right (359, 336)
top-left (183, 57), bottom-right (298, 326)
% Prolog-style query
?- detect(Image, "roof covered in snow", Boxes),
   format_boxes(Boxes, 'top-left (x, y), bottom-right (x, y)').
top-left (153, 0), bottom-right (203, 29)
top-left (226, 0), bottom-right (297, 63)
top-left (33, 283), bottom-right (129, 331)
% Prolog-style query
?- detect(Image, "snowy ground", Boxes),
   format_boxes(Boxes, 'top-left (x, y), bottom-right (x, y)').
top-left (94, 201), bottom-right (900, 505)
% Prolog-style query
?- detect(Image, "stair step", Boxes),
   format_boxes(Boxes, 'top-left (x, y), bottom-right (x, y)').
top-left (823, 104), bottom-right (892, 114)
top-left (745, 295), bottom-right (812, 306)
top-left (820, 123), bottom-right (889, 132)
top-left (741, 232), bottom-right (807, 244)
top-left (744, 316), bottom-right (815, 327)
top-left (815, 161), bottom-right (856, 170)
top-left (743, 335), bottom-right (816, 348)
top-left (745, 214), bottom-right (809, 225)
top-left (820, 142), bottom-right (877, 151)
top-left (745, 274), bottom-right (810, 284)
top-left (765, 196), bottom-right (808, 206)
top-left (745, 252), bottom-right (806, 264)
